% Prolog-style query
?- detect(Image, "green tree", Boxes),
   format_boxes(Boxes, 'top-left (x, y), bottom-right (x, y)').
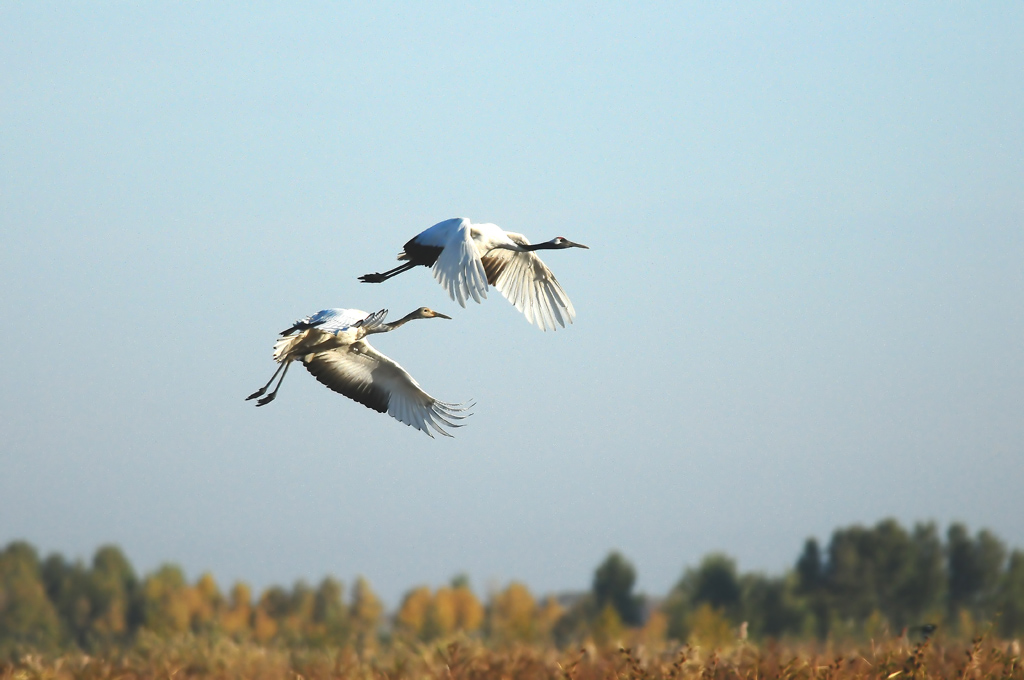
top-left (691, 554), bottom-right (741, 615)
top-left (592, 551), bottom-right (643, 626)
top-left (140, 564), bottom-right (190, 635)
top-left (740, 573), bottom-right (806, 639)
top-left (0, 542), bottom-right (62, 655)
top-left (40, 554), bottom-right (92, 647)
top-left (997, 550), bottom-right (1024, 637)
top-left (795, 538), bottom-right (829, 638)
top-left (823, 524), bottom-right (882, 623)
top-left (796, 539), bottom-right (822, 593)
top-left (664, 553), bottom-right (742, 641)
top-left (311, 577), bottom-right (349, 646)
top-left (898, 523), bottom-right (945, 624)
top-left (89, 545), bottom-right (139, 643)
top-left (947, 523), bottom-right (1006, 625)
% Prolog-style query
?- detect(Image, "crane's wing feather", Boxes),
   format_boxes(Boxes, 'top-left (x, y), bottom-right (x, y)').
top-left (431, 218), bottom-right (489, 307)
top-left (308, 308), bottom-right (374, 333)
top-left (302, 341), bottom-right (471, 438)
top-left (480, 233), bottom-right (576, 331)
top-left (283, 308), bottom-right (372, 336)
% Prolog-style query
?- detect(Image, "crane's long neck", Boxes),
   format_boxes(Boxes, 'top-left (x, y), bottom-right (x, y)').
top-left (364, 310), bottom-right (423, 334)
top-left (518, 242), bottom-right (556, 252)
top-left (493, 241), bottom-right (558, 253)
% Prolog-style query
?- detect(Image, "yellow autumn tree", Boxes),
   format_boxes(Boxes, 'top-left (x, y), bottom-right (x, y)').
top-left (450, 584), bottom-right (485, 633)
top-left (396, 585), bottom-right (433, 639)
top-left (489, 582), bottom-right (539, 643)
top-left (350, 576), bottom-right (382, 655)
top-left (252, 586), bottom-right (289, 643)
top-left (219, 582), bottom-right (252, 637)
top-left (431, 587), bottom-right (457, 636)
top-left (186, 572), bottom-right (222, 632)
top-left (279, 581), bottom-right (315, 642)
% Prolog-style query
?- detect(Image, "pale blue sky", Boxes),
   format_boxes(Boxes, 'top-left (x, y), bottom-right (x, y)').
top-left (2, 4), bottom-right (1022, 604)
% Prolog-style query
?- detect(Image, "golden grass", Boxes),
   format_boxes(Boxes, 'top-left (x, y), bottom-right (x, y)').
top-left (1, 635), bottom-right (1021, 680)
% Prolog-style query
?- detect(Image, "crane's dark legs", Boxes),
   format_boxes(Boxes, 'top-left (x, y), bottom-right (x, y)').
top-left (246, 362), bottom-right (287, 401)
top-left (358, 261), bottom-right (417, 283)
top-left (247, 361), bottom-right (291, 405)
top-left (255, 361), bottom-right (291, 406)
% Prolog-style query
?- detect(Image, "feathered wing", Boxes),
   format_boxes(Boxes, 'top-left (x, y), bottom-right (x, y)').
top-left (302, 341), bottom-right (471, 437)
top-left (281, 308), bottom-right (372, 336)
top-left (480, 233), bottom-right (576, 331)
top-left (305, 308), bottom-right (374, 333)
top-left (430, 218), bottom-right (489, 307)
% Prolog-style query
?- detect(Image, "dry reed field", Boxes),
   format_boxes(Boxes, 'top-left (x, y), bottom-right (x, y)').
top-left (1, 634), bottom-right (1021, 680)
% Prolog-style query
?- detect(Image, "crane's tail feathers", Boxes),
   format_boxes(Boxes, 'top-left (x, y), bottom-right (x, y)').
top-left (271, 336), bottom-right (301, 362)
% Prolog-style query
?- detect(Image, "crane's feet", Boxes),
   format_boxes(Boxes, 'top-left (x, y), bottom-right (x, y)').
top-left (256, 393), bottom-right (277, 407)
top-left (245, 388), bottom-right (266, 401)
top-left (358, 273), bottom-right (386, 283)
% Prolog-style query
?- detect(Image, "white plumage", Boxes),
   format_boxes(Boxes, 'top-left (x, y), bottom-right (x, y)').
top-left (359, 218), bottom-right (588, 331)
top-left (247, 307), bottom-right (471, 438)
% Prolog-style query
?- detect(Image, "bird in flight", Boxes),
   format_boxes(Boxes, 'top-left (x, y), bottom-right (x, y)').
top-left (359, 217), bottom-right (588, 331)
top-left (247, 307), bottom-right (471, 437)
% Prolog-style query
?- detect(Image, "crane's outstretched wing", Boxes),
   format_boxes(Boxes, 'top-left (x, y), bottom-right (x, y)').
top-left (479, 233), bottom-right (576, 331)
top-left (302, 341), bottom-right (472, 438)
top-left (430, 218), bottom-right (489, 307)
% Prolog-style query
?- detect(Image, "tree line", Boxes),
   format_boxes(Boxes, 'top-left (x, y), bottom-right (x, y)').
top-left (1, 519), bottom-right (1022, 657)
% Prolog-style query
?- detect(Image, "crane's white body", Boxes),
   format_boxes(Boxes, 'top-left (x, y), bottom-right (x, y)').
top-left (408, 218), bottom-right (579, 331)
top-left (253, 308), bottom-right (469, 437)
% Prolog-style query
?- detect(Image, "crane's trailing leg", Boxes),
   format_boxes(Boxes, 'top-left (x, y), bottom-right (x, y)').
top-left (256, 361), bottom-right (291, 406)
top-left (246, 362), bottom-right (287, 401)
top-left (358, 261), bottom-right (418, 283)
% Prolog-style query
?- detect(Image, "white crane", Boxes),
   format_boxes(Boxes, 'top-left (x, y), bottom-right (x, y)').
top-left (359, 217), bottom-right (588, 331)
top-left (246, 307), bottom-right (471, 437)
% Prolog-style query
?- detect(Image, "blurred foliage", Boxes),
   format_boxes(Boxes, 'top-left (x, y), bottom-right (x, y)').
top-left (1, 519), bottom-right (1022, 660)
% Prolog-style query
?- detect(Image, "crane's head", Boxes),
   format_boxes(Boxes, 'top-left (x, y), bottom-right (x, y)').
top-left (547, 236), bottom-right (589, 249)
top-left (414, 307), bottom-right (452, 320)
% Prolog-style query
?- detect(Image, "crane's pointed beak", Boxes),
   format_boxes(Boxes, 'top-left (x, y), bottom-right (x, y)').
top-left (569, 240), bottom-right (589, 249)
top-left (432, 312), bottom-right (453, 320)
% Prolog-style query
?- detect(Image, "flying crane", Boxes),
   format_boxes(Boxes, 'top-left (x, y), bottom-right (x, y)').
top-left (359, 217), bottom-right (588, 331)
top-left (246, 307), bottom-right (471, 437)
